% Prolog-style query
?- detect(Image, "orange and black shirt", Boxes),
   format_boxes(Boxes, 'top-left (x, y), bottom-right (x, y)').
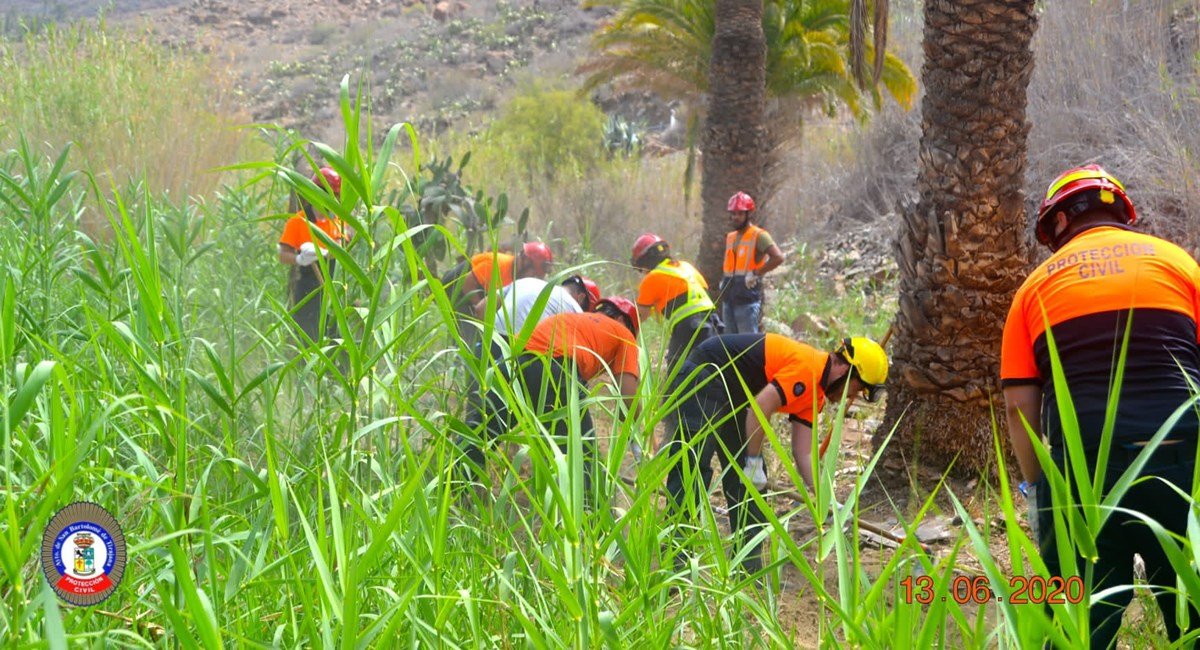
top-left (523, 312), bottom-right (640, 383)
top-left (688, 333), bottom-right (830, 427)
top-left (279, 211), bottom-right (348, 251)
top-left (470, 252), bottom-right (515, 291)
top-left (636, 259), bottom-right (714, 324)
top-left (279, 211), bottom-right (348, 302)
top-left (1001, 226), bottom-right (1200, 448)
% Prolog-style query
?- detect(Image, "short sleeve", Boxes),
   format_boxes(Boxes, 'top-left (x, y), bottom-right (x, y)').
top-left (279, 215), bottom-right (311, 249)
top-left (755, 230), bottom-right (776, 254)
top-left (771, 371), bottom-right (820, 423)
top-left (615, 337), bottom-right (640, 379)
top-left (636, 274), bottom-right (659, 309)
top-left (1192, 262), bottom-right (1200, 344)
top-left (1000, 291), bottom-right (1040, 385)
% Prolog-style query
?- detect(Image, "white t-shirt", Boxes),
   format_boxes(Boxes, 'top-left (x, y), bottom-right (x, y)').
top-left (494, 278), bottom-right (582, 335)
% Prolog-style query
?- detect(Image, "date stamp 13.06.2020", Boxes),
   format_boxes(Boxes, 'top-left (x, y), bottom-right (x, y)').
top-left (901, 574), bottom-right (1084, 606)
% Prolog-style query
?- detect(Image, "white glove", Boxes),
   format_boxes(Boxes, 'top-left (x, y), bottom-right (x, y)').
top-left (296, 242), bottom-right (319, 266)
top-left (630, 439), bottom-right (644, 464)
top-left (744, 273), bottom-right (760, 289)
top-left (1025, 483), bottom-right (1039, 541)
top-left (743, 454), bottom-right (767, 490)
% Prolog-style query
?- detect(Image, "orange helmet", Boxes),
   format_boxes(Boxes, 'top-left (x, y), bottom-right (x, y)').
top-left (727, 191), bottom-right (755, 212)
top-left (1036, 164), bottom-right (1136, 249)
top-left (521, 241), bottom-right (554, 276)
top-left (312, 167), bottom-right (341, 197)
top-left (631, 233), bottom-right (668, 269)
top-left (596, 296), bottom-right (639, 338)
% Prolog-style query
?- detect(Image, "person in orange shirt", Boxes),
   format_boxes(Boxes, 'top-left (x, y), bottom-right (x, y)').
top-left (277, 167), bottom-right (349, 344)
top-left (460, 297), bottom-right (641, 494)
top-left (459, 242), bottom-right (554, 317)
top-left (631, 233), bottom-right (720, 369)
top-left (664, 333), bottom-right (887, 573)
top-left (442, 242), bottom-right (554, 347)
top-left (1001, 164), bottom-right (1200, 648)
top-left (721, 192), bottom-right (785, 333)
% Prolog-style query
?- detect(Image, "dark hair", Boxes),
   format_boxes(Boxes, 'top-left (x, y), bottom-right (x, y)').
top-left (596, 302), bottom-right (633, 331)
top-left (1050, 189), bottom-right (1130, 248)
top-left (561, 275), bottom-right (590, 309)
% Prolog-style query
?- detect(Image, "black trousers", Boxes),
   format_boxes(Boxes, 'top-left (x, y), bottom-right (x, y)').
top-left (460, 353), bottom-right (597, 494)
top-left (666, 310), bottom-right (720, 371)
top-left (289, 265), bottom-right (339, 343)
top-left (1037, 443), bottom-right (1197, 648)
top-left (664, 361), bottom-right (768, 572)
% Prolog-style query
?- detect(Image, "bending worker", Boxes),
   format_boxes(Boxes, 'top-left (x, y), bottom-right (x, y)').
top-left (1001, 164), bottom-right (1200, 648)
top-left (631, 233), bottom-right (720, 369)
top-left (721, 191), bottom-right (784, 333)
top-left (443, 242), bottom-right (554, 346)
top-left (664, 334), bottom-right (887, 572)
top-left (461, 297), bottom-right (642, 496)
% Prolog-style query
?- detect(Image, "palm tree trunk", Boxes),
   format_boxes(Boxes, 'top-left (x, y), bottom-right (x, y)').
top-left (880, 0), bottom-right (1038, 474)
top-left (697, 0), bottom-right (767, 289)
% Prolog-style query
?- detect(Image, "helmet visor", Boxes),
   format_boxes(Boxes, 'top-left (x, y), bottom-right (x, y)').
top-left (862, 383), bottom-right (884, 403)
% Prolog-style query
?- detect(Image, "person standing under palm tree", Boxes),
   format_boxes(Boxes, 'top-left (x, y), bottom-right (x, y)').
top-left (720, 191), bottom-right (784, 333)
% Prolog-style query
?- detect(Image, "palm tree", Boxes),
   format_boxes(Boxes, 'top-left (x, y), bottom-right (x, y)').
top-left (582, 0), bottom-right (916, 284)
top-left (581, 0), bottom-right (914, 114)
top-left (881, 0), bottom-right (1038, 474)
top-left (698, 0), bottom-right (767, 286)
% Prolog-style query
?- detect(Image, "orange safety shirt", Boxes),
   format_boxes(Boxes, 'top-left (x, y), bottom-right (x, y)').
top-left (1001, 226), bottom-right (1200, 447)
top-left (279, 211), bottom-right (348, 249)
top-left (470, 252), bottom-right (515, 291)
top-left (688, 333), bottom-right (830, 427)
top-left (722, 225), bottom-right (774, 277)
top-left (636, 259), bottom-right (714, 322)
top-left (523, 312), bottom-right (640, 382)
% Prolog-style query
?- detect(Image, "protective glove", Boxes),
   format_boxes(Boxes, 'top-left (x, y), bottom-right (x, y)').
top-left (1021, 481), bottom-right (1039, 541)
top-left (296, 242), bottom-right (319, 266)
top-left (743, 454), bottom-right (767, 490)
top-left (630, 439), bottom-right (644, 464)
top-left (823, 499), bottom-right (845, 525)
top-left (744, 273), bottom-right (760, 289)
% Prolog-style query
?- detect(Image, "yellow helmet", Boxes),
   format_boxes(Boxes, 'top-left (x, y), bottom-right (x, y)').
top-left (836, 337), bottom-right (889, 401)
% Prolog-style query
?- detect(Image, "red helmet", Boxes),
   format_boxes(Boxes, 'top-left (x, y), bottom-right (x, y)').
top-left (582, 277), bottom-right (602, 306)
top-left (631, 233), bottom-right (668, 268)
top-left (727, 191), bottom-right (755, 212)
top-left (1036, 164), bottom-right (1136, 248)
top-left (562, 275), bottom-right (602, 310)
top-left (596, 296), bottom-right (639, 338)
top-left (520, 241), bottom-right (553, 276)
top-left (312, 167), bottom-right (341, 197)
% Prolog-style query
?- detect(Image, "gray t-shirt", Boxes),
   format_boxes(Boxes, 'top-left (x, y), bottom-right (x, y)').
top-left (494, 278), bottom-right (582, 335)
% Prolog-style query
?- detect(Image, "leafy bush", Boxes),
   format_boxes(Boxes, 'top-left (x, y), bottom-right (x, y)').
top-left (486, 85), bottom-right (607, 185)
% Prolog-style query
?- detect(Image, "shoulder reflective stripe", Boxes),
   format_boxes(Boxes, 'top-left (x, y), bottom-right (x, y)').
top-left (654, 261), bottom-right (714, 317)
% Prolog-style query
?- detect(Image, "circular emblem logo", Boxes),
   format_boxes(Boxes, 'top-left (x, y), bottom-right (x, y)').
top-left (41, 502), bottom-right (126, 606)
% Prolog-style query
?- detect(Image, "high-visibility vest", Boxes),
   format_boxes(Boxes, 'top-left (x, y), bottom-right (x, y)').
top-left (723, 225), bottom-right (766, 276)
top-left (653, 260), bottom-right (714, 322)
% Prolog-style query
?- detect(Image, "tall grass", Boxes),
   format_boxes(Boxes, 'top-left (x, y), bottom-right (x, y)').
top-left (0, 21), bottom-right (251, 201)
top-left (2, 73), bottom-right (1199, 648)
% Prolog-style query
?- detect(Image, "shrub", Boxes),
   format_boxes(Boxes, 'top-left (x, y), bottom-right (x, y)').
top-left (486, 84), bottom-right (607, 186)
